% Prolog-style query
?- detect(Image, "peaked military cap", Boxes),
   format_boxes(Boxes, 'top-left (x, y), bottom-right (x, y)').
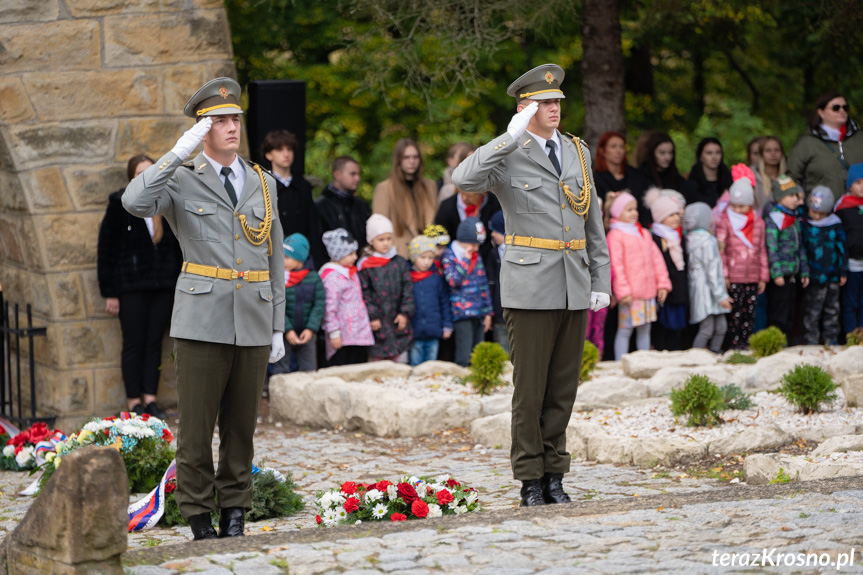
top-left (183, 77), bottom-right (244, 118)
top-left (506, 64), bottom-right (566, 101)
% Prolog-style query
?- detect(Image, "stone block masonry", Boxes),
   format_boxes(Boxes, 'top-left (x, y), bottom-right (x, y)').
top-left (0, 0), bottom-right (241, 429)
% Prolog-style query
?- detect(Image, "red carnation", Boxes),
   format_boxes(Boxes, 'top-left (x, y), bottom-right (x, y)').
top-left (165, 480), bottom-right (176, 494)
top-left (344, 497), bottom-right (360, 514)
top-left (162, 429), bottom-right (174, 442)
top-left (435, 489), bottom-right (454, 506)
top-left (376, 480), bottom-right (392, 492)
top-left (103, 429), bottom-right (110, 436)
top-left (316, 515), bottom-right (322, 525)
top-left (341, 481), bottom-right (358, 495)
top-left (391, 513), bottom-right (407, 522)
top-left (445, 479), bottom-right (461, 488)
top-left (411, 499), bottom-right (429, 518)
top-left (396, 482), bottom-right (419, 505)
top-left (140, 413), bottom-right (150, 421)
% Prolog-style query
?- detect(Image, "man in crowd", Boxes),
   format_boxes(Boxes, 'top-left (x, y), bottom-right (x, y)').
top-left (315, 156), bottom-right (371, 251)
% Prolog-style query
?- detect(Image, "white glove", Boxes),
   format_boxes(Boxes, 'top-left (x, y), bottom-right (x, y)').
top-left (589, 292), bottom-right (610, 312)
top-left (268, 331), bottom-right (285, 363)
top-left (170, 117), bottom-right (212, 160)
top-left (506, 101), bottom-right (538, 140)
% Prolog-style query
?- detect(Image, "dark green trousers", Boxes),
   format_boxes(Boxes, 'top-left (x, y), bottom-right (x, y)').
top-left (173, 338), bottom-right (268, 518)
top-left (504, 307), bottom-right (587, 481)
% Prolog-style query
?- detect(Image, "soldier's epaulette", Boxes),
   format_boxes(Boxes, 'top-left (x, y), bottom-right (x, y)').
top-left (247, 160), bottom-right (277, 180)
top-left (566, 132), bottom-right (583, 145)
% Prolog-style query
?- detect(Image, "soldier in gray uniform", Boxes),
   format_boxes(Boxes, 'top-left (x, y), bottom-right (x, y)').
top-left (123, 78), bottom-right (286, 539)
top-left (453, 64), bottom-right (611, 507)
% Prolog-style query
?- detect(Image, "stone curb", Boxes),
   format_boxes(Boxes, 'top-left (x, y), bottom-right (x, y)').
top-left (122, 475), bottom-right (863, 566)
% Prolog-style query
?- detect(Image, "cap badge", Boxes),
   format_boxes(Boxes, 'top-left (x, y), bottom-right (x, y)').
top-left (545, 71), bottom-right (554, 84)
top-left (219, 85), bottom-right (229, 99)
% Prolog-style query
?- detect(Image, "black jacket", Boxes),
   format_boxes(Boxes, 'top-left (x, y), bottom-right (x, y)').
top-left (275, 176), bottom-right (327, 268)
top-left (315, 184), bottom-right (372, 251)
top-left (652, 234), bottom-right (689, 307)
top-left (595, 166), bottom-right (652, 227)
top-left (434, 193), bottom-right (501, 260)
top-left (836, 200), bottom-right (863, 260)
top-left (97, 190), bottom-right (182, 298)
top-left (685, 163), bottom-right (733, 208)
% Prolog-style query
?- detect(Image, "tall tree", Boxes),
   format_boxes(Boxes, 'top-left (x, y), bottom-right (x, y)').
top-left (581, 0), bottom-right (626, 148)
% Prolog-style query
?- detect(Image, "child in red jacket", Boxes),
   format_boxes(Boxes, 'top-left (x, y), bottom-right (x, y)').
top-left (607, 192), bottom-right (672, 360)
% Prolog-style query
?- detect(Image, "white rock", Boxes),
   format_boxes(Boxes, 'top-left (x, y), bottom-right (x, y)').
top-left (796, 425), bottom-right (861, 443)
top-left (629, 437), bottom-right (707, 468)
top-left (811, 434), bottom-right (863, 457)
top-left (709, 424), bottom-right (793, 455)
top-left (646, 365), bottom-right (738, 397)
top-left (799, 459), bottom-right (863, 481)
top-left (743, 453), bottom-right (806, 485)
top-left (576, 376), bottom-right (649, 405)
top-left (314, 360), bottom-right (413, 382)
top-left (740, 351), bottom-right (825, 391)
top-left (470, 413), bottom-right (510, 448)
top-left (826, 346), bottom-right (863, 383)
top-left (479, 393), bottom-right (512, 417)
top-left (589, 435), bottom-right (640, 465)
top-left (409, 361), bottom-right (469, 378)
top-left (566, 421), bottom-right (608, 461)
top-left (842, 373), bottom-right (863, 408)
top-left (622, 349), bottom-right (719, 379)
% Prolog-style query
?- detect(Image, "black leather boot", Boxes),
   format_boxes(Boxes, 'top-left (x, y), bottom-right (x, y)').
top-left (542, 473), bottom-right (571, 504)
top-left (188, 512), bottom-right (217, 541)
top-left (519, 479), bottom-right (545, 507)
top-left (218, 507), bottom-right (246, 537)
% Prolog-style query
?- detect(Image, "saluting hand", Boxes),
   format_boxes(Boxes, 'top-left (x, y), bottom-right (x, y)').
top-left (170, 117), bottom-right (213, 160)
top-left (507, 101), bottom-right (538, 140)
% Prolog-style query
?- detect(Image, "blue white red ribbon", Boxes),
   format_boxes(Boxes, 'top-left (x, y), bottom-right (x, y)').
top-left (128, 459), bottom-right (176, 532)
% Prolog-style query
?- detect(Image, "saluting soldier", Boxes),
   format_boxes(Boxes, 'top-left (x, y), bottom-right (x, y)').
top-left (453, 64), bottom-right (611, 507)
top-left (123, 78), bottom-right (286, 539)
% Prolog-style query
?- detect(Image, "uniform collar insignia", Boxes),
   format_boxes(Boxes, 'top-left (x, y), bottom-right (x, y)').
top-left (198, 163), bottom-right (208, 170)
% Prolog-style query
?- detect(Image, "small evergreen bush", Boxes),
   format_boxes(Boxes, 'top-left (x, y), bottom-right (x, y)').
top-left (465, 342), bottom-right (509, 395)
top-left (778, 364), bottom-right (838, 413)
top-left (846, 328), bottom-right (863, 346)
top-left (749, 327), bottom-right (787, 358)
top-left (725, 351), bottom-right (757, 365)
top-left (581, 341), bottom-right (600, 382)
top-left (669, 374), bottom-right (725, 427)
top-left (719, 384), bottom-right (754, 410)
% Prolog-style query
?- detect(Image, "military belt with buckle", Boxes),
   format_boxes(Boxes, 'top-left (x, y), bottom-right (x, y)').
top-left (182, 261), bottom-right (270, 282)
top-left (505, 234), bottom-right (586, 251)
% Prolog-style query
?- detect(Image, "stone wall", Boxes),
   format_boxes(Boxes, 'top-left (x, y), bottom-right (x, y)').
top-left (0, 0), bottom-right (240, 429)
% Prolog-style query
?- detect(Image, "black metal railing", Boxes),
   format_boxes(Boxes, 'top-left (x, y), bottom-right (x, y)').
top-left (0, 295), bottom-right (53, 428)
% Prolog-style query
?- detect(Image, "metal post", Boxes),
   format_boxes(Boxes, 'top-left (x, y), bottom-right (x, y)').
top-left (0, 295), bottom-right (6, 417)
top-left (14, 303), bottom-right (21, 422)
top-left (27, 305), bottom-right (36, 420)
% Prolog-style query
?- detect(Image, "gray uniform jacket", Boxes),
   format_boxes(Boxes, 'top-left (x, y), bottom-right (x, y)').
top-left (452, 131), bottom-right (610, 310)
top-left (123, 151), bottom-right (286, 346)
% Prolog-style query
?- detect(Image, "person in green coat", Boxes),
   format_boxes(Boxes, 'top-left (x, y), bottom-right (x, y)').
top-left (272, 233), bottom-right (326, 373)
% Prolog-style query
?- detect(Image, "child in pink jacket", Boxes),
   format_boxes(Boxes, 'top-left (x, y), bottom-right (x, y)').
top-left (715, 165), bottom-right (769, 349)
top-left (607, 192), bottom-right (672, 360)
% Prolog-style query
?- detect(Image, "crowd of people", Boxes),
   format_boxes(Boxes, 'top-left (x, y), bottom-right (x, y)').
top-left (98, 90), bottom-right (863, 390)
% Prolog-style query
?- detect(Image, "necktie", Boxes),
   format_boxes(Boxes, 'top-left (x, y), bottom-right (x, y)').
top-left (546, 140), bottom-right (561, 175)
top-left (221, 166), bottom-right (238, 206)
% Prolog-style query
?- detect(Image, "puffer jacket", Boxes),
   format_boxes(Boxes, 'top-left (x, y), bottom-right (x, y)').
top-left (320, 263), bottom-right (374, 359)
top-left (788, 120), bottom-right (863, 195)
top-left (715, 210), bottom-right (769, 284)
top-left (607, 227), bottom-right (671, 301)
top-left (686, 229), bottom-right (731, 325)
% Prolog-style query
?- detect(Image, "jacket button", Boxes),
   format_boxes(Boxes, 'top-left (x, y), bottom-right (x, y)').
top-left (524, 184), bottom-right (529, 189)
top-left (519, 258), bottom-right (524, 263)
top-left (236, 259), bottom-right (242, 265)
top-left (566, 226), bottom-right (570, 232)
top-left (235, 234), bottom-right (240, 240)
top-left (236, 284), bottom-right (241, 289)
top-left (561, 204), bottom-right (566, 209)
top-left (189, 287), bottom-right (195, 291)
top-left (234, 212), bottom-right (239, 217)
top-left (198, 208), bottom-right (203, 213)
top-left (565, 250), bottom-right (569, 255)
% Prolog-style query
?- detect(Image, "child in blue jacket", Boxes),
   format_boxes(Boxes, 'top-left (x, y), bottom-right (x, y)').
top-left (407, 235), bottom-right (452, 366)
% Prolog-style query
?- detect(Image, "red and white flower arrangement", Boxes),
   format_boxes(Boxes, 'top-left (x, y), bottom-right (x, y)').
top-left (1, 422), bottom-right (61, 471)
top-left (315, 474), bottom-right (480, 527)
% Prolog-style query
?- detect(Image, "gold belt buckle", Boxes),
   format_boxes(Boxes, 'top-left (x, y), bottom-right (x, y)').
top-left (230, 269), bottom-right (239, 280)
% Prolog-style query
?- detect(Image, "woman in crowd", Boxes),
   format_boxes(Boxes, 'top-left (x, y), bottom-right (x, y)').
top-left (686, 137), bottom-right (733, 208)
top-left (594, 131), bottom-right (651, 227)
top-left (746, 136), bottom-right (764, 167)
top-left (638, 132), bottom-right (690, 202)
top-left (373, 138), bottom-right (439, 258)
top-left (753, 136), bottom-right (787, 213)
top-left (788, 91), bottom-right (863, 196)
top-left (97, 155), bottom-right (182, 418)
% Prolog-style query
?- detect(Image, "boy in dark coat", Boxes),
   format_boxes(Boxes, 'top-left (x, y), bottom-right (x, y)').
top-left (834, 163), bottom-right (863, 335)
top-left (359, 214), bottom-right (415, 362)
top-left (407, 235), bottom-right (452, 366)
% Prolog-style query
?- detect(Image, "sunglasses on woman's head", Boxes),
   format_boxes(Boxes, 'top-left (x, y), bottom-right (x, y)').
top-left (830, 104), bottom-right (850, 112)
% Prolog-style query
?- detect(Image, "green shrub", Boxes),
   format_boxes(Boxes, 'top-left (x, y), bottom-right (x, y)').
top-left (465, 342), bottom-right (510, 395)
top-left (778, 364), bottom-right (838, 413)
top-left (846, 328), bottom-right (863, 346)
top-left (581, 341), bottom-right (600, 382)
top-left (669, 374), bottom-right (725, 427)
top-left (725, 351), bottom-right (757, 365)
top-left (749, 327), bottom-right (787, 358)
top-left (719, 384), bottom-right (754, 410)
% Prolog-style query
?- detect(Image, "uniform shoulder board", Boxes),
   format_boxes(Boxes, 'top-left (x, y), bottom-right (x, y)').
top-left (565, 132), bottom-right (582, 145)
top-left (181, 161), bottom-right (195, 170)
top-left (247, 160), bottom-right (277, 180)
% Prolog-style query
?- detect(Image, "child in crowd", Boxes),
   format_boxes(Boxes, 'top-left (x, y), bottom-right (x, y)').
top-left (684, 202), bottom-right (733, 353)
top-left (801, 186), bottom-right (847, 344)
top-left (765, 176), bottom-right (809, 335)
top-left (835, 164), bottom-right (863, 335)
top-left (442, 217), bottom-right (493, 366)
top-left (644, 189), bottom-right (688, 351)
top-left (320, 229), bottom-right (374, 366)
top-left (271, 233), bottom-right (325, 373)
top-left (715, 165), bottom-right (769, 349)
top-left (407, 235), bottom-right (452, 366)
top-left (422, 224), bottom-right (451, 272)
top-left (358, 214), bottom-right (414, 363)
top-left (484, 211), bottom-right (510, 355)
top-left (607, 192), bottom-right (671, 360)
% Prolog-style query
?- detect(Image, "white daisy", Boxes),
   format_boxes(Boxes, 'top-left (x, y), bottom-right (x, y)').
top-left (427, 504), bottom-right (442, 518)
top-left (372, 503), bottom-right (388, 519)
top-left (336, 507), bottom-right (348, 521)
top-left (365, 489), bottom-right (383, 503)
top-left (322, 508), bottom-right (339, 525)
